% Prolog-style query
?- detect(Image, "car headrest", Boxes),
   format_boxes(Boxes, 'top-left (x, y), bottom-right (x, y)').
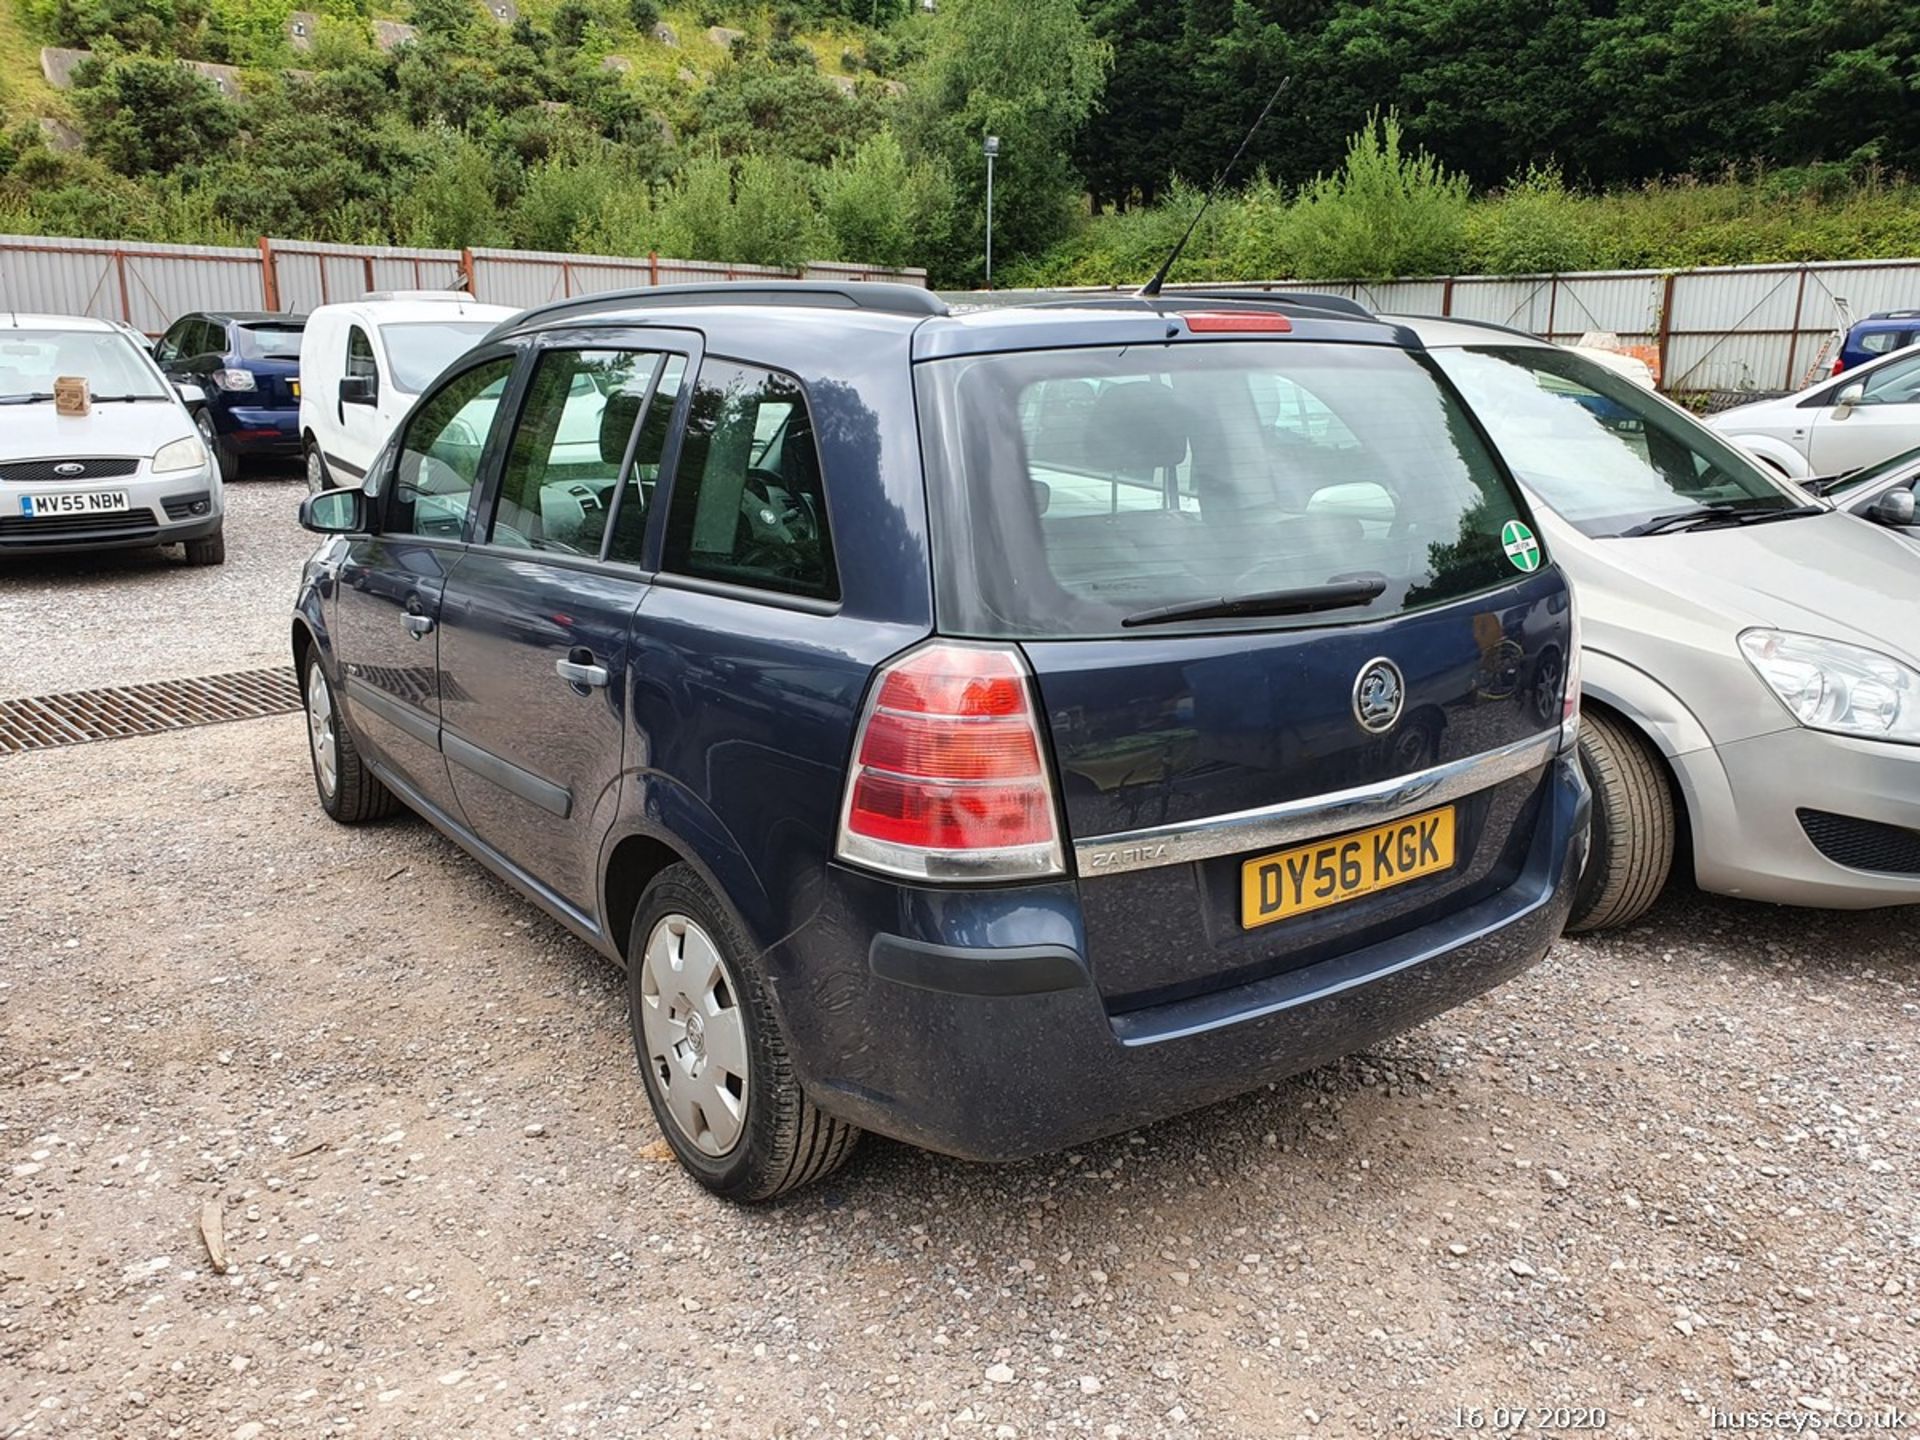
top-left (1083, 381), bottom-right (1189, 474)
top-left (599, 390), bottom-right (646, 466)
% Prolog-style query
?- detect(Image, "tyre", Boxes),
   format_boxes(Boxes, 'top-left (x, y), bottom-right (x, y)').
top-left (303, 655), bottom-right (398, 823)
top-left (628, 863), bottom-right (859, 1201)
top-left (1567, 709), bottom-right (1675, 933)
top-left (196, 408), bottom-right (238, 483)
top-left (183, 528), bottom-right (225, 566)
top-left (305, 440), bottom-right (330, 493)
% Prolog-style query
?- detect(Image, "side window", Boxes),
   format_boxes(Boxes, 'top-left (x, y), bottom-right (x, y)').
top-left (606, 355), bottom-right (686, 566)
top-left (196, 320), bottom-right (226, 358)
top-left (1859, 331), bottom-right (1896, 357)
top-left (390, 356), bottom-right (514, 539)
top-left (154, 320), bottom-right (186, 363)
top-left (661, 361), bottom-right (836, 600)
top-left (1858, 353), bottom-right (1920, 406)
top-left (346, 326), bottom-right (378, 381)
top-left (488, 348), bottom-right (663, 556)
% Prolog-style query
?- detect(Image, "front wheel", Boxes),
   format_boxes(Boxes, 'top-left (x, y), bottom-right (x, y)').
top-left (628, 864), bottom-right (859, 1201)
top-left (304, 441), bottom-right (330, 494)
top-left (304, 655), bottom-right (397, 823)
top-left (182, 528), bottom-right (225, 566)
top-left (1566, 710), bottom-right (1675, 933)
top-left (196, 408), bottom-right (237, 483)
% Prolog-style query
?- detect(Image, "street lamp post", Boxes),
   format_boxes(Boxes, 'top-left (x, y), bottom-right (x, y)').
top-left (982, 135), bottom-right (999, 288)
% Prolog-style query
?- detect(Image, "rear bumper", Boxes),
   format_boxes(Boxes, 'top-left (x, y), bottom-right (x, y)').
top-left (211, 404), bottom-right (301, 453)
top-left (772, 752), bottom-right (1587, 1162)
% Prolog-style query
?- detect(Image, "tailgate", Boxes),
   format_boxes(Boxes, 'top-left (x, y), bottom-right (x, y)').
top-left (1024, 571), bottom-right (1569, 1008)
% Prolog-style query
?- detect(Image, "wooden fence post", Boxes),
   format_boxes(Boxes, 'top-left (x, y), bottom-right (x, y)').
top-left (259, 236), bottom-right (280, 311)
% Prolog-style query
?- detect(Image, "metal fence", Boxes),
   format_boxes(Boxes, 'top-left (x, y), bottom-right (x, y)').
top-left (0, 232), bottom-right (928, 330)
top-left (968, 258), bottom-right (1920, 397)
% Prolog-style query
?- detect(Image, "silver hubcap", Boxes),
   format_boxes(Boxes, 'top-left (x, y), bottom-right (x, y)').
top-left (306, 661), bottom-right (338, 800)
top-left (306, 447), bottom-right (325, 493)
top-left (196, 412), bottom-right (214, 444)
top-left (639, 914), bottom-right (749, 1157)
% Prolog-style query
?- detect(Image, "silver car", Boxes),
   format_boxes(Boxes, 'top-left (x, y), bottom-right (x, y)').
top-left (1393, 316), bottom-right (1920, 929)
top-left (0, 313), bottom-right (224, 564)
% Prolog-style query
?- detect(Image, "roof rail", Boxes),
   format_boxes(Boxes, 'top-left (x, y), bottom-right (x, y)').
top-left (1164, 288), bottom-right (1375, 319)
top-left (486, 279), bottom-right (948, 341)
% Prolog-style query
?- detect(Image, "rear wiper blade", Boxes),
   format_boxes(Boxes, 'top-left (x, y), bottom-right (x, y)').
top-left (1620, 503), bottom-right (1823, 538)
top-left (1121, 579), bottom-right (1387, 629)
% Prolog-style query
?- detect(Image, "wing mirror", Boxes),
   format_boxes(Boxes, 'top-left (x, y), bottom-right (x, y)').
top-left (173, 380), bottom-right (205, 407)
top-left (1869, 489), bottom-right (1917, 528)
top-left (299, 488), bottom-right (367, 534)
top-left (1834, 381), bottom-right (1865, 416)
top-left (340, 375), bottom-right (378, 406)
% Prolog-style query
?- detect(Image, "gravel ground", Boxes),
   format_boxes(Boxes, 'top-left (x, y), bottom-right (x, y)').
top-left (1, 717), bottom-right (1915, 1440)
top-left (0, 472), bottom-right (311, 700)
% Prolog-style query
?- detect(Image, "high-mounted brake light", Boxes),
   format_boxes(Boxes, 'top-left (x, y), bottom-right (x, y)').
top-left (836, 642), bottom-right (1066, 882)
top-left (1183, 311), bottom-right (1292, 333)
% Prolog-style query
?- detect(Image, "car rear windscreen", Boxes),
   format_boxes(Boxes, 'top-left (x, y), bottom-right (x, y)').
top-left (236, 323), bottom-right (304, 359)
top-left (915, 341), bottom-right (1537, 637)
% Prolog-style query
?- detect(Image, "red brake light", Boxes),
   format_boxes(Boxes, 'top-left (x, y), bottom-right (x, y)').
top-left (1183, 311), bottom-right (1292, 333)
top-left (1831, 357), bottom-right (1845, 377)
top-left (837, 643), bottom-right (1065, 881)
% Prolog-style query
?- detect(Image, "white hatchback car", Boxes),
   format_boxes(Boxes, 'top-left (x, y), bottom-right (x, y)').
top-left (0, 313), bottom-right (223, 564)
top-left (1707, 340), bottom-right (1920, 479)
top-left (299, 292), bottom-right (515, 491)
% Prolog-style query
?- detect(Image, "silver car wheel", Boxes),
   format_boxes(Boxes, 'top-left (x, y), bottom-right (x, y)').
top-left (195, 409), bottom-right (216, 448)
top-left (306, 660), bottom-right (338, 800)
top-left (639, 913), bottom-right (749, 1157)
top-left (305, 446), bottom-right (327, 494)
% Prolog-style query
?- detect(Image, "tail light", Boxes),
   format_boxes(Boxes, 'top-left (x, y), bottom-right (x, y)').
top-left (1831, 357), bottom-right (1845, 378)
top-left (836, 641), bottom-right (1065, 882)
top-left (1560, 590), bottom-right (1583, 752)
top-left (209, 368), bottom-right (256, 392)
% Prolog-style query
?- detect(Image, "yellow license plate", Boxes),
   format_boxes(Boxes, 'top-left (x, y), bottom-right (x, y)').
top-left (290, 380), bottom-right (300, 397)
top-left (1241, 806), bottom-right (1456, 929)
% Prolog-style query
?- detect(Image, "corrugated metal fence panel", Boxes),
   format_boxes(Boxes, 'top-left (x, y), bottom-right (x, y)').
top-left (0, 233), bottom-right (263, 333)
top-left (1541, 274), bottom-right (1662, 341)
top-left (267, 241), bottom-right (463, 313)
top-left (805, 261), bottom-right (928, 285)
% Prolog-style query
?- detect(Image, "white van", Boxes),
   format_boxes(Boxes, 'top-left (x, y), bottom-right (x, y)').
top-left (299, 292), bottom-right (516, 490)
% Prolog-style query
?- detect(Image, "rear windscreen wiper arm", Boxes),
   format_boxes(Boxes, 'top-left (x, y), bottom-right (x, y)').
top-left (1121, 579), bottom-right (1387, 629)
top-left (1621, 503), bottom-right (1823, 538)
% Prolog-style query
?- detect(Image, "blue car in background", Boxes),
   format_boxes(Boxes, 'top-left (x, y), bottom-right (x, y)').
top-left (154, 310), bottom-right (306, 479)
top-left (1833, 310), bottom-right (1920, 377)
top-left (290, 281), bottom-right (1589, 1201)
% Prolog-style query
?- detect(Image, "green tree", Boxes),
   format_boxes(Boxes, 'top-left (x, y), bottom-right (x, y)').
top-left (72, 53), bottom-right (237, 178)
top-left (1281, 110), bottom-right (1468, 278)
top-left (815, 127), bottom-right (951, 267)
top-left (904, 0), bottom-right (1110, 279)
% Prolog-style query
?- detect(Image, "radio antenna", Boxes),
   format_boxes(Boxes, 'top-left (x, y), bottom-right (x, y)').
top-left (1138, 74), bottom-right (1292, 299)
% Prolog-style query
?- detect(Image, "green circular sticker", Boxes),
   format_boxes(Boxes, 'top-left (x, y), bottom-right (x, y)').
top-left (1501, 519), bottom-right (1541, 573)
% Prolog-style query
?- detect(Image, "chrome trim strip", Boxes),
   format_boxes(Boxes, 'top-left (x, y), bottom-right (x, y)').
top-left (1072, 729), bottom-right (1561, 876)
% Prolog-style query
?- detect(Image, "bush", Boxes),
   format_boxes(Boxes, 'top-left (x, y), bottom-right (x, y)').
top-left (1282, 110), bottom-right (1468, 279)
top-left (815, 128), bottom-right (950, 268)
top-left (1464, 165), bottom-right (1599, 273)
top-left (73, 53), bottom-right (238, 178)
top-left (627, 0), bottom-right (657, 31)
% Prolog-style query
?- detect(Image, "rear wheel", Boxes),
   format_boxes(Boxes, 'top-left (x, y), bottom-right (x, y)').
top-left (628, 864), bottom-right (859, 1201)
top-left (304, 656), bottom-right (397, 823)
top-left (196, 408), bottom-right (237, 483)
top-left (1567, 710), bottom-right (1675, 933)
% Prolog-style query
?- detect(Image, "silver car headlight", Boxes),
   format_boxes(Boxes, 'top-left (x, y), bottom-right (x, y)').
top-left (152, 436), bottom-right (209, 474)
top-left (1738, 629), bottom-right (1920, 743)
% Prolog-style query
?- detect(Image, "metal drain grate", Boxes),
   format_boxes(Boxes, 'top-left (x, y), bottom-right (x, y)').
top-left (0, 667), bottom-right (302, 755)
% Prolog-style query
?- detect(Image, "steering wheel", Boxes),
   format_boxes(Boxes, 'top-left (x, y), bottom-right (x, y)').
top-left (744, 467), bottom-right (818, 541)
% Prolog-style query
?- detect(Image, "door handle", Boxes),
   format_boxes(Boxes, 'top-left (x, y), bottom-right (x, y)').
top-left (402, 613), bottom-right (436, 639)
top-left (556, 654), bottom-right (609, 689)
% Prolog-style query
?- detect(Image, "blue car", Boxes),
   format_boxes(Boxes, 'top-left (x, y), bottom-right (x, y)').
top-left (1833, 310), bottom-right (1920, 378)
top-left (154, 310), bottom-right (306, 479)
top-left (291, 282), bottom-right (1590, 1200)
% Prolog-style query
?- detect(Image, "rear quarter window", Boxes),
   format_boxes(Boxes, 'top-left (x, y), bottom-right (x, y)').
top-left (916, 341), bottom-right (1537, 637)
